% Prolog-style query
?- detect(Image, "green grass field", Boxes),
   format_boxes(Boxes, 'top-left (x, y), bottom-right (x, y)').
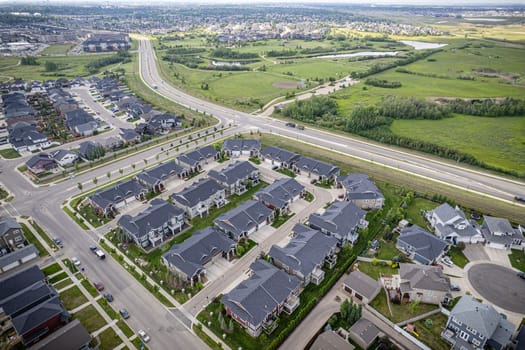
top-left (72, 305), bottom-right (106, 333)
top-left (390, 114), bottom-right (525, 176)
top-left (40, 44), bottom-right (75, 56)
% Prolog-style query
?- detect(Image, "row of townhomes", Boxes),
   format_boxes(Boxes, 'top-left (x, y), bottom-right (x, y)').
top-left (0, 265), bottom-right (92, 348)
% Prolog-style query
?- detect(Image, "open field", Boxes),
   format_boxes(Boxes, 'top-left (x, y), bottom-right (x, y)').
top-left (390, 114), bottom-right (525, 176)
top-left (40, 44), bottom-right (75, 56)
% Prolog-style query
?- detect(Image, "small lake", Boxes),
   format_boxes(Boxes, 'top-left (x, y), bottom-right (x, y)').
top-left (399, 40), bottom-right (448, 50)
top-left (314, 51), bottom-right (399, 59)
top-left (211, 61), bottom-right (243, 67)
top-left (464, 18), bottom-right (507, 22)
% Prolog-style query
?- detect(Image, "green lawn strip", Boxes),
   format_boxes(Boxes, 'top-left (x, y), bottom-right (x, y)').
top-left (370, 289), bottom-right (439, 324)
top-left (116, 319), bottom-right (134, 338)
top-left (72, 305), bottom-right (107, 333)
top-left (30, 220), bottom-right (59, 250)
top-left (271, 213), bottom-right (295, 228)
top-left (40, 44), bottom-right (74, 55)
top-left (20, 223), bottom-right (49, 257)
top-left (49, 271), bottom-right (69, 284)
top-left (77, 204), bottom-right (111, 228)
top-left (276, 168), bottom-right (296, 178)
top-left (236, 239), bottom-right (257, 257)
top-left (356, 261), bottom-right (398, 280)
top-left (63, 206), bottom-right (90, 230)
top-left (131, 337), bottom-right (150, 350)
top-left (314, 180), bottom-right (333, 189)
top-left (97, 298), bottom-right (118, 320)
top-left (193, 324), bottom-right (223, 350)
top-left (447, 246), bottom-right (469, 268)
top-left (372, 239), bottom-right (401, 261)
top-left (60, 286), bottom-right (89, 310)
top-left (303, 191), bottom-right (314, 202)
top-left (0, 186), bottom-right (8, 200)
top-left (509, 249), bottom-right (525, 273)
top-left (81, 278), bottom-right (100, 298)
top-left (413, 313), bottom-right (450, 350)
top-left (0, 148), bottom-right (21, 159)
top-left (248, 157), bottom-right (261, 165)
top-left (54, 278), bottom-right (73, 290)
top-left (17, 164), bottom-right (28, 172)
top-left (42, 262), bottom-right (62, 276)
top-left (97, 327), bottom-right (123, 350)
top-left (404, 198), bottom-right (437, 228)
top-left (62, 258), bottom-right (79, 274)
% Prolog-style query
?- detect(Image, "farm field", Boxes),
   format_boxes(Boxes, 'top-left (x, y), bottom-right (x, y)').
top-left (390, 114), bottom-right (525, 176)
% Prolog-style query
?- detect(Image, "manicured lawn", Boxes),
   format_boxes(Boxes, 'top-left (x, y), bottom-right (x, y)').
top-left (72, 305), bottom-right (107, 333)
top-left (276, 168), bottom-right (296, 178)
top-left (131, 337), bottom-right (150, 350)
top-left (40, 44), bottom-right (74, 55)
top-left (303, 191), bottom-right (314, 202)
top-left (249, 157), bottom-right (261, 165)
top-left (413, 313), bottom-right (450, 350)
top-left (372, 239), bottom-right (401, 261)
top-left (49, 271), bottom-right (69, 284)
top-left (509, 249), bottom-right (525, 273)
top-left (97, 327), bottom-right (123, 350)
top-left (81, 278), bottom-right (100, 297)
top-left (405, 198), bottom-right (437, 228)
top-left (0, 186), bottom-right (8, 200)
top-left (370, 289), bottom-right (439, 324)
top-left (116, 319), bottom-right (134, 338)
top-left (30, 220), bottom-right (60, 251)
top-left (42, 262), bottom-right (62, 276)
top-left (355, 261), bottom-right (398, 280)
top-left (271, 213), bottom-right (294, 228)
top-left (60, 286), bottom-right (89, 310)
top-left (193, 324), bottom-right (222, 350)
top-left (78, 205), bottom-right (111, 228)
top-left (237, 239), bottom-right (257, 257)
top-left (20, 223), bottom-right (49, 257)
top-left (97, 298), bottom-right (118, 320)
top-left (54, 278), bottom-right (73, 290)
top-left (0, 148), bottom-right (21, 159)
top-left (63, 206), bottom-right (90, 230)
top-left (447, 246), bottom-right (469, 268)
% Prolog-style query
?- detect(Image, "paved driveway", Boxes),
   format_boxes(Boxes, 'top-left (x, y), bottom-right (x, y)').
top-left (463, 244), bottom-right (489, 261)
top-left (468, 263), bottom-right (525, 314)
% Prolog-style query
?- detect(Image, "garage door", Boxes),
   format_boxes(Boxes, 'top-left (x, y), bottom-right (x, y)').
top-left (21, 253), bottom-right (38, 263)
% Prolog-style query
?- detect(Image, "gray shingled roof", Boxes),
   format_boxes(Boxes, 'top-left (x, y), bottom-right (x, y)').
top-left (254, 178), bottom-right (304, 210)
top-left (0, 265), bottom-right (45, 300)
top-left (12, 296), bottom-right (69, 336)
top-left (171, 178), bottom-right (223, 208)
top-left (214, 200), bottom-right (273, 240)
top-left (0, 280), bottom-right (56, 317)
top-left (294, 156), bottom-right (340, 178)
top-left (308, 201), bottom-right (366, 240)
top-left (26, 153), bottom-right (55, 170)
top-left (337, 173), bottom-right (383, 201)
top-left (27, 319), bottom-right (91, 350)
top-left (118, 199), bottom-right (184, 240)
top-left (222, 139), bottom-right (261, 153)
top-left (177, 145), bottom-right (218, 167)
top-left (221, 259), bottom-right (300, 328)
top-left (0, 217), bottom-right (21, 236)
top-left (208, 161), bottom-right (258, 186)
top-left (162, 227), bottom-right (235, 278)
top-left (261, 146), bottom-right (300, 164)
top-left (432, 203), bottom-right (465, 224)
top-left (311, 331), bottom-right (355, 350)
top-left (0, 245), bottom-right (38, 270)
top-left (349, 318), bottom-right (381, 347)
top-left (399, 263), bottom-right (450, 292)
top-left (89, 179), bottom-right (145, 210)
top-left (50, 149), bottom-right (77, 163)
top-left (269, 224), bottom-right (337, 279)
top-left (343, 271), bottom-right (381, 300)
top-left (136, 161), bottom-right (186, 187)
top-left (397, 225), bottom-right (449, 263)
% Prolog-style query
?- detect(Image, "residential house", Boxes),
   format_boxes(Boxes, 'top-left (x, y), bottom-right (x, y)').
top-left (0, 245), bottom-right (39, 274)
top-left (336, 174), bottom-right (384, 210)
top-left (89, 179), bottom-right (146, 217)
top-left (396, 225), bottom-right (450, 265)
top-left (254, 178), bottom-right (305, 214)
top-left (176, 145), bottom-right (219, 173)
top-left (77, 141), bottom-right (104, 161)
top-left (222, 139), bottom-right (261, 157)
top-left (147, 113), bottom-right (182, 134)
top-left (162, 227), bottom-right (236, 285)
top-left (260, 146), bottom-right (300, 168)
top-left (101, 136), bottom-right (123, 151)
top-left (293, 156), bottom-right (340, 181)
top-left (2, 92), bottom-right (37, 125)
top-left (8, 122), bottom-right (49, 152)
top-left (311, 331), bottom-right (355, 350)
top-left (208, 161), bottom-right (259, 195)
top-left (118, 199), bottom-right (185, 248)
top-left (309, 201), bottom-right (368, 245)
top-left (385, 263), bottom-right (451, 305)
top-left (481, 216), bottom-right (524, 250)
top-left (64, 109), bottom-right (98, 136)
top-left (441, 295), bottom-right (515, 350)
top-left (119, 128), bottom-right (141, 144)
top-left (25, 153), bottom-right (58, 175)
top-left (214, 200), bottom-right (274, 241)
top-left (222, 259), bottom-right (301, 337)
top-left (269, 224), bottom-right (338, 286)
top-left (348, 318), bottom-right (383, 350)
top-left (171, 178), bottom-right (226, 219)
top-left (27, 319), bottom-right (91, 350)
top-left (136, 161), bottom-right (188, 192)
top-left (343, 271), bottom-right (381, 304)
top-left (427, 203), bottom-right (484, 245)
top-left (0, 217), bottom-right (25, 254)
top-left (50, 149), bottom-right (78, 167)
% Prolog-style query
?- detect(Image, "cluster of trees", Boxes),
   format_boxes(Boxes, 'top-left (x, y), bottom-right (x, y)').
top-left (211, 48), bottom-right (258, 60)
top-left (85, 50), bottom-right (131, 74)
top-left (21, 56), bottom-right (38, 65)
top-left (266, 49), bottom-right (298, 57)
top-left (165, 47), bottom-right (205, 55)
top-left (281, 96), bottom-right (338, 123)
top-left (450, 97), bottom-right (525, 117)
top-left (162, 54), bottom-right (203, 68)
top-left (85, 145), bottom-right (106, 161)
top-left (327, 298), bottom-right (362, 330)
top-left (365, 78), bottom-right (402, 88)
top-left (44, 61), bottom-right (59, 72)
top-left (203, 64), bottom-right (250, 71)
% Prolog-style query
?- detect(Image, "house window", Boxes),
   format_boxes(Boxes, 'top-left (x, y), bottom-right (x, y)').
top-left (453, 317), bottom-right (462, 326)
top-left (472, 339), bottom-right (480, 347)
top-left (459, 331), bottom-right (469, 341)
top-left (15, 236), bottom-right (23, 242)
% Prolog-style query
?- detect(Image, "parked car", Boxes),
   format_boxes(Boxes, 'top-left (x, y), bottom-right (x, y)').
top-left (518, 272), bottom-right (525, 280)
top-left (53, 238), bottom-right (63, 247)
top-left (296, 125), bottom-right (305, 130)
top-left (515, 196), bottom-right (525, 203)
top-left (89, 246), bottom-right (97, 252)
top-left (470, 212), bottom-right (481, 220)
top-left (441, 257), bottom-right (454, 267)
top-left (450, 284), bottom-right (461, 291)
top-left (138, 329), bottom-right (151, 343)
top-left (94, 282), bottom-right (105, 291)
top-left (310, 179), bottom-right (317, 184)
top-left (285, 122), bottom-right (296, 128)
top-left (104, 293), bottom-right (114, 302)
top-left (271, 165), bottom-right (279, 170)
top-left (95, 249), bottom-right (106, 259)
top-left (71, 257), bottom-right (81, 266)
top-left (119, 309), bottom-right (130, 319)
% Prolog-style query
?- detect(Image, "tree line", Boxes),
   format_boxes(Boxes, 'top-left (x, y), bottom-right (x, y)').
top-left (85, 50), bottom-right (131, 74)
top-left (210, 48), bottom-right (259, 60)
top-left (365, 78), bottom-right (402, 88)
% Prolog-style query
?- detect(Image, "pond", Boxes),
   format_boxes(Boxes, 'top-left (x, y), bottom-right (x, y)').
top-left (399, 40), bottom-right (448, 50)
top-left (314, 51), bottom-right (399, 59)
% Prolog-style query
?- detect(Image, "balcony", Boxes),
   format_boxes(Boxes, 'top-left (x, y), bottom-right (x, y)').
top-left (262, 317), bottom-right (278, 335)
top-left (283, 294), bottom-right (300, 314)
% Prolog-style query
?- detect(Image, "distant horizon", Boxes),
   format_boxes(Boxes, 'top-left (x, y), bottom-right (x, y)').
top-left (2, 0), bottom-right (525, 7)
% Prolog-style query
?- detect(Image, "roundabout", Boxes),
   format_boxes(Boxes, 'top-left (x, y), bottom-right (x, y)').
top-left (467, 263), bottom-right (525, 314)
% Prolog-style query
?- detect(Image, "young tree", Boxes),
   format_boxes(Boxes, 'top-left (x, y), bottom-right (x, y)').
top-left (77, 182), bottom-right (83, 191)
top-left (93, 177), bottom-right (98, 185)
top-left (340, 299), bottom-right (350, 321)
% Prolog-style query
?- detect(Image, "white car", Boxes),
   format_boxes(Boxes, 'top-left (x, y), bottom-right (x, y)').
top-left (71, 257), bottom-right (81, 266)
top-left (138, 329), bottom-right (150, 343)
top-left (441, 257), bottom-right (454, 267)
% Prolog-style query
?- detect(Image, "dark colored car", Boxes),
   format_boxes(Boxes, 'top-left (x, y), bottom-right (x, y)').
top-left (515, 196), bottom-right (525, 203)
top-left (271, 165), bottom-right (279, 170)
top-left (89, 246), bottom-right (97, 252)
top-left (285, 122), bottom-right (296, 128)
top-left (310, 179), bottom-right (317, 184)
top-left (119, 309), bottom-right (130, 319)
top-left (104, 293), bottom-right (114, 302)
top-left (518, 272), bottom-right (525, 280)
top-left (94, 282), bottom-right (105, 291)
